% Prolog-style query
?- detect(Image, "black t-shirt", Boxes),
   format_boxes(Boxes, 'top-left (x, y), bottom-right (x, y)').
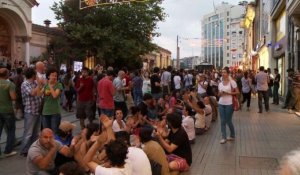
top-left (150, 74), bottom-right (161, 94)
top-left (274, 74), bottom-right (281, 87)
top-left (167, 127), bottom-right (192, 165)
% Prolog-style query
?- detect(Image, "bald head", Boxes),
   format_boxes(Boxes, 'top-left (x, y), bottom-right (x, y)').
top-left (40, 128), bottom-right (53, 137)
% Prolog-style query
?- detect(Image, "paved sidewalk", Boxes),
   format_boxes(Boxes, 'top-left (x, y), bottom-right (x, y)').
top-left (1, 100), bottom-right (300, 175)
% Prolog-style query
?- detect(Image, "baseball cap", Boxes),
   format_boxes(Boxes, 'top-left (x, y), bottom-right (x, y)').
top-left (59, 121), bottom-right (76, 132)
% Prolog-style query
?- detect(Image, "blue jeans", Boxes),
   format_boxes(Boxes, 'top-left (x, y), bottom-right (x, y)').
top-left (20, 113), bottom-right (41, 154)
top-left (219, 104), bottom-right (235, 139)
top-left (0, 113), bottom-right (16, 154)
top-left (133, 91), bottom-right (143, 106)
top-left (42, 114), bottom-right (61, 134)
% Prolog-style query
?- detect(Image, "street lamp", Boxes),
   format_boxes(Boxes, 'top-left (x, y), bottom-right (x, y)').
top-left (176, 35), bottom-right (200, 70)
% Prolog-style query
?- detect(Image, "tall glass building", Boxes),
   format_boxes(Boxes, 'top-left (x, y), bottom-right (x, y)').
top-left (201, 2), bottom-right (246, 69)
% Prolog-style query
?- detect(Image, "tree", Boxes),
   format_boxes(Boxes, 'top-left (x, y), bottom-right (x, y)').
top-left (51, 0), bottom-right (166, 69)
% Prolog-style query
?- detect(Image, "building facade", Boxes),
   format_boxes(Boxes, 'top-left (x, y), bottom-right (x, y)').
top-left (0, 0), bottom-right (38, 66)
top-left (142, 46), bottom-right (172, 70)
top-left (201, 2), bottom-right (246, 69)
top-left (179, 56), bottom-right (200, 69)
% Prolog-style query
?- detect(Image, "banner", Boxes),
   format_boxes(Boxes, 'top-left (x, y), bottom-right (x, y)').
top-left (80, 0), bottom-right (148, 9)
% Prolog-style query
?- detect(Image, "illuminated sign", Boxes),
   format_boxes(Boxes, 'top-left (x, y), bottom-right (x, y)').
top-left (80, 0), bottom-right (148, 9)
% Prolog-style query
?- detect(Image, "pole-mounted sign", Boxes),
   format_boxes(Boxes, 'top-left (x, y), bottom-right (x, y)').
top-left (80, 0), bottom-right (148, 9)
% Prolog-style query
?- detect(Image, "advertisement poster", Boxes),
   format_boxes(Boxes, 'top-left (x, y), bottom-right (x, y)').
top-left (74, 61), bottom-right (83, 72)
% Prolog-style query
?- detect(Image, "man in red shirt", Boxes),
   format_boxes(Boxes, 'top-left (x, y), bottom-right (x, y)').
top-left (98, 70), bottom-right (115, 118)
top-left (75, 67), bottom-right (95, 129)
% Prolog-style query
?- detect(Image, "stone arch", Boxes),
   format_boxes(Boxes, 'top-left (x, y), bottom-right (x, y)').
top-left (0, 7), bottom-right (29, 66)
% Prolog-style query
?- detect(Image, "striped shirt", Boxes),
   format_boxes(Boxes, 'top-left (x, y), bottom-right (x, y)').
top-left (293, 73), bottom-right (300, 88)
top-left (21, 80), bottom-right (43, 115)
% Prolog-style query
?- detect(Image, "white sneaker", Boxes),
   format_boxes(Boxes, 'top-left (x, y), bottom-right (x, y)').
top-left (227, 137), bottom-right (235, 141)
top-left (220, 139), bottom-right (226, 144)
top-left (288, 109), bottom-right (294, 114)
top-left (4, 151), bottom-right (17, 158)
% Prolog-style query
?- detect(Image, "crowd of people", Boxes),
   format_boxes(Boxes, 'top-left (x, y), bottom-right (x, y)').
top-left (0, 61), bottom-right (300, 175)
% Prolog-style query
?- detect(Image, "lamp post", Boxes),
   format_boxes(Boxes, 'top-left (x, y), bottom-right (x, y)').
top-left (176, 35), bottom-right (200, 70)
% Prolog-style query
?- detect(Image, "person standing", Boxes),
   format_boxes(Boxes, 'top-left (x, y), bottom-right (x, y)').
top-left (63, 69), bottom-right (74, 112)
top-left (267, 68), bottom-right (274, 98)
top-left (255, 66), bottom-right (270, 113)
top-left (272, 68), bottom-right (281, 105)
top-left (283, 68), bottom-right (294, 109)
top-left (98, 70), bottom-right (115, 117)
top-left (113, 70), bottom-right (129, 117)
top-left (241, 71), bottom-right (252, 111)
top-left (75, 67), bottom-right (95, 129)
top-left (132, 70), bottom-right (143, 106)
top-left (161, 66), bottom-right (172, 95)
top-left (12, 67), bottom-right (24, 120)
top-left (142, 71), bottom-right (151, 95)
top-left (19, 68), bottom-right (43, 157)
top-left (0, 67), bottom-right (17, 157)
top-left (173, 71), bottom-right (182, 93)
top-left (42, 68), bottom-right (63, 134)
top-left (218, 67), bottom-right (239, 144)
top-left (183, 70), bottom-right (193, 90)
top-left (150, 67), bottom-right (162, 100)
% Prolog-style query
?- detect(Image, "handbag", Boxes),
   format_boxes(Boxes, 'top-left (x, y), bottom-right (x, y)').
top-left (230, 81), bottom-right (240, 111)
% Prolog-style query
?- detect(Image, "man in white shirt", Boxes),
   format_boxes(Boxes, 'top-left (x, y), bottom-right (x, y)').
top-left (174, 71), bottom-right (182, 92)
top-left (161, 66), bottom-right (172, 95)
top-left (255, 66), bottom-right (270, 113)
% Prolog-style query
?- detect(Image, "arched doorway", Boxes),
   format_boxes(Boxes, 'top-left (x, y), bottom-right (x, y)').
top-left (0, 17), bottom-right (11, 65)
top-left (0, 7), bottom-right (29, 67)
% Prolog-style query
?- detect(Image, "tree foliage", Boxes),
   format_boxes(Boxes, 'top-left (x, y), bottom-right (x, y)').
top-left (51, 0), bottom-right (166, 69)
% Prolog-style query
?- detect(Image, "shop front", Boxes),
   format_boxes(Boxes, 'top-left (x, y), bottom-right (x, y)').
top-left (258, 46), bottom-right (270, 69)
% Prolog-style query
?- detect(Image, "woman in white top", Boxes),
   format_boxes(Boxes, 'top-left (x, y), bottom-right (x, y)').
top-left (197, 74), bottom-right (208, 100)
top-left (241, 71), bottom-right (252, 111)
top-left (182, 105), bottom-right (195, 144)
top-left (185, 93), bottom-right (206, 135)
top-left (218, 67), bottom-right (239, 144)
top-left (112, 109), bottom-right (127, 133)
top-left (142, 71), bottom-right (151, 95)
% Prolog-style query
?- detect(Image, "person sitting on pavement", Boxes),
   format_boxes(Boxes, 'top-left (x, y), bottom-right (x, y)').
top-left (139, 127), bottom-right (171, 175)
top-left (58, 161), bottom-right (86, 175)
top-left (181, 105), bottom-right (195, 144)
top-left (26, 128), bottom-right (75, 175)
top-left (155, 113), bottom-right (192, 172)
top-left (280, 148), bottom-right (300, 175)
top-left (83, 114), bottom-right (132, 175)
top-left (54, 121), bottom-right (76, 168)
top-left (115, 131), bottom-right (152, 175)
top-left (112, 109), bottom-right (128, 133)
top-left (203, 96), bottom-right (212, 131)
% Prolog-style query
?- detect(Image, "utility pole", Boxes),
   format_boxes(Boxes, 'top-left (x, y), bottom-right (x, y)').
top-left (176, 35), bottom-right (180, 70)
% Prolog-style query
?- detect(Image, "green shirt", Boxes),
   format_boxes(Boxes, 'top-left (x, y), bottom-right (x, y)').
top-left (0, 80), bottom-right (15, 113)
top-left (42, 83), bottom-right (63, 115)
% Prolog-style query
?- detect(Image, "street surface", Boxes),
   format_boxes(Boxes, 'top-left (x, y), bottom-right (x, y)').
top-left (1, 100), bottom-right (300, 175)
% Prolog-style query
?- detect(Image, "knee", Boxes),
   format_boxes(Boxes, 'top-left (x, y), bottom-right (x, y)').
top-left (169, 161), bottom-right (179, 171)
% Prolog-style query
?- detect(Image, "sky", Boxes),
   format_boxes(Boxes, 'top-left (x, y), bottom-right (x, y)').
top-left (32, 0), bottom-right (247, 59)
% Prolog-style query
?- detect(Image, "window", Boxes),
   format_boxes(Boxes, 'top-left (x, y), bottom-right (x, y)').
top-left (227, 11), bottom-right (229, 16)
top-left (227, 18), bottom-right (229, 22)
top-left (227, 32), bottom-right (229, 36)
top-left (239, 31), bottom-right (243, 34)
top-left (227, 25), bottom-right (229, 29)
top-left (227, 53), bottom-right (230, 57)
top-left (227, 46), bottom-right (229, 50)
top-left (227, 60), bottom-right (230, 64)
